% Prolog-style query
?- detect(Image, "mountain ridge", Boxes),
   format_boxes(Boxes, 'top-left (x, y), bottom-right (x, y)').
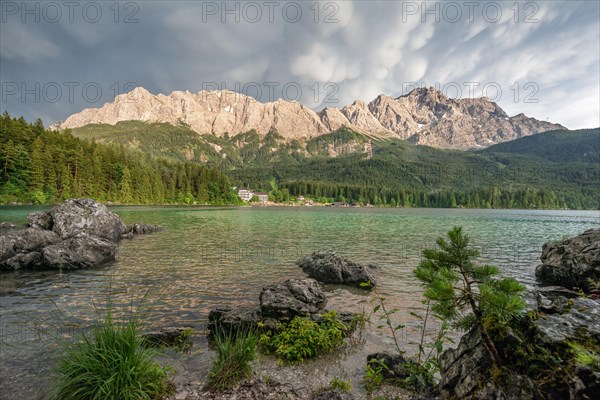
top-left (54, 86), bottom-right (565, 149)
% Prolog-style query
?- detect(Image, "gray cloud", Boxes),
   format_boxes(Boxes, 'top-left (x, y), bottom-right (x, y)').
top-left (1, 0), bottom-right (598, 129)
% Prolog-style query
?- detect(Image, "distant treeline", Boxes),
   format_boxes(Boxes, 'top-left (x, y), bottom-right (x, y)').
top-left (280, 180), bottom-right (589, 209)
top-left (0, 113), bottom-right (240, 205)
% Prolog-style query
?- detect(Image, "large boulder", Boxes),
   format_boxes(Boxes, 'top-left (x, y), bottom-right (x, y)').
top-left (51, 198), bottom-right (128, 242)
top-left (41, 233), bottom-right (118, 269)
top-left (259, 278), bottom-right (327, 320)
top-left (0, 199), bottom-right (163, 272)
top-left (535, 228), bottom-right (600, 293)
top-left (27, 211), bottom-right (53, 230)
top-left (297, 251), bottom-right (376, 288)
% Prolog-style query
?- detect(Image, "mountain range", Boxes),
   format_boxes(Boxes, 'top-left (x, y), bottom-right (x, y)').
top-left (54, 87), bottom-right (565, 149)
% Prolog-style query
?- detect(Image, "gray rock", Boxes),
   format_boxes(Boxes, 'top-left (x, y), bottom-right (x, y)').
top-left (535, 228), bottom-right (600, 293)
top-left (27, 211), bottom-right (53, 230)
top-left (1, 252), bottom-right (42, 271)
top-left (438, 329), bottom-right (488, 398)
top-left (41, 233), bottom-right (118, 269)
top-left (127, 223), bottom-right (164, 235)
top-left (297, 251), bottom-right (376, 288)
top-left (0, 231), bottom-right (19, 262)
top-left (14, 228), bottom-right (62, 253)
top-left (534, 297), bottom-right (600, 344)
top-left (142, 327), bottom-right (193, 351)
top-left (51, 198), bottom-right (128, 242)
top-left (366, 352), bottom-right (412, 380)
top-left (0, 228), bottom-right (61, 264)
top-left (313, 390), bottom-right (355, 400)
top-left (259, 278), bottom-right (327, 320)
top-left (0, 222), bottom-right (17, 230)
top-left (570, 365), bottom-right (600, 400)
top-left (207, 306), bottom-right (263, 336)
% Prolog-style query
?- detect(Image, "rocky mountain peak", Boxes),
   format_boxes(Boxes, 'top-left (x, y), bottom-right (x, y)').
top-left (55, 86), bottom-right (566, 149)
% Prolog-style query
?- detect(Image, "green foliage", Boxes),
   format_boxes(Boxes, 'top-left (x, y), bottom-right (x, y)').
top-left (372, 297), bottom-right (405, 356)
top-left (414, 226), bottom-right (526, 365)
top-left (206, 328), bottom-right (258, 391)
top-left (364, 358), bottom-right (386, 393)
top-left (569, 342), bottom-right (600, 369)
top-left (51, 313), bottom-right (173, 400)
top-left (482, 128), bottom-right (600, 163)
top-left (67, 119), bottom-right (600, 210)
top-left (259, 311), bottom-right (347, 363)
top-left (329, 376), bottom-right (352, 392)
top-left (369, 295), bottom-right (448, 394)
top-left (0, 113), bottom-right (241, 205)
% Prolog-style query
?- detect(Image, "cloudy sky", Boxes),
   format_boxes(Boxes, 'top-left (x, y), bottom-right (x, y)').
top-left (1, 0), bottom-right (599, 129)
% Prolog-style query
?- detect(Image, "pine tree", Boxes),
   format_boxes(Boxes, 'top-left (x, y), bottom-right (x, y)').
top-left (414, 227), bottom-right (526, 366)
top-left (120, 166), bottom-right (134, 203)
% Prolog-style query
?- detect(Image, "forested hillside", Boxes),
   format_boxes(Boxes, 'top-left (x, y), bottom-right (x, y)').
top-left (6, 114), bottom-right (599, 209)
top-left (71, 120), bottom-right (600, 209)
top-left (231, 136), bottom-right (600, 209)
top-left (0, 113), bottom-right (240, 205)
top-left (482, 128), bottom-right (600, 163)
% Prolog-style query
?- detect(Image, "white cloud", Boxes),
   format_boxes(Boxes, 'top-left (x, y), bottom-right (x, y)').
top-left (1, 0), bottom-right (598, 128)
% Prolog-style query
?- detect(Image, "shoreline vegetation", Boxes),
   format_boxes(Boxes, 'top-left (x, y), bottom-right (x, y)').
top-left (2, 113), bottom-right (599, 210)
top-left (1, 199), bottom-right (598, 398)
top-left (41, 223), bottom-right (599, 399)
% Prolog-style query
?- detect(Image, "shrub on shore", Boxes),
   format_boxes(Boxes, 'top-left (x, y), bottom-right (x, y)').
top-left (51, 313), bottom-right (173, 400)
top-left (259, 310), bottom-right (347, 363)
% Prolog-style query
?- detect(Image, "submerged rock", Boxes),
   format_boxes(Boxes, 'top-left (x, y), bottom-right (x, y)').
top-left (51, 198), bottom-right (128, 242)
top-left (127, 223), bottom-right (164, 235)
top-left (259, 278), bottom-right (327, 320)
top-left (535, 228), bottom-right (600, 293)
top-left (297, 251), bottom-right (376, 288)
top-left (142, 327), bottom-right (193, 352)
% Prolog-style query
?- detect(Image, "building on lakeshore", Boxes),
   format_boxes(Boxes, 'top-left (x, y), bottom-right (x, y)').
top-left (237, 189), bottom-right (253, 201)
top-left (255, 192), bottom-right (269, 202)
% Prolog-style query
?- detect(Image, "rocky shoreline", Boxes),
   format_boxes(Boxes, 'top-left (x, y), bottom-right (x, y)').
top-left (1, 201), bottom-right (598, 399)
top-left (193, 229), bottom-right (600, 400)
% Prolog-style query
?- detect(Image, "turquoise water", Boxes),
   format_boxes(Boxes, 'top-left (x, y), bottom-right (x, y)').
top-left (0, 206), bottom-right (599, 398)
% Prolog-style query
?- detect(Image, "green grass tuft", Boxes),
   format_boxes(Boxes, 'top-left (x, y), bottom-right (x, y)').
top-left (51, 313), bottom-right (172, 400)
top-left (206, 328), bottom-right (258, 391)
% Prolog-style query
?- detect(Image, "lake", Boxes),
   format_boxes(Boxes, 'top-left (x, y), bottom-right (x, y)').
top-left (1, 206), bottom-right (599, 399)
